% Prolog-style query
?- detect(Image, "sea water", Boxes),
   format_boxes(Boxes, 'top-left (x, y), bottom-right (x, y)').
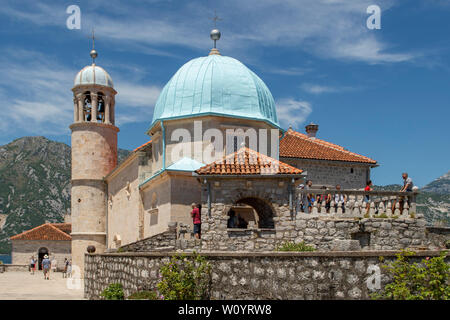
top-left (0, 254), bottom-right (12, 264)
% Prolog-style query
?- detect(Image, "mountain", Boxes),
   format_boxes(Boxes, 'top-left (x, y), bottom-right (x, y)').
top-left (421, 171), bottom-right (450, 194)
top-left (374, 174), bottom-right (450, 227)
top-left (0, 136), bottom-right (130, 254)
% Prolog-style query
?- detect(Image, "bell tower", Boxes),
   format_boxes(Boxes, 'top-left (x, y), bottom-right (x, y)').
top-left (70, 44), bottom-right (118, 277)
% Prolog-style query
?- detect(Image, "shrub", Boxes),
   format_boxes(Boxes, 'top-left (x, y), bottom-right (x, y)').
top-left (372, 250), bottom-right (450, 300)
top-left (101, 283), bottom-right (125, 300)
top-left (157, 252), bottom-right (211, 300)
top-left (445, 240), bottom-right (450, 250)
top-left (127, 290), bottom-right (159, 300)
top-left (276, 241), bottom-right (315, 252)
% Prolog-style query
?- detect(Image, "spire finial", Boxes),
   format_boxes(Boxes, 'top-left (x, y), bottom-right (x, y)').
top-left (209, 10), bottom-right (221, 55)
top-left (88, 28), bottom-right (98, 64)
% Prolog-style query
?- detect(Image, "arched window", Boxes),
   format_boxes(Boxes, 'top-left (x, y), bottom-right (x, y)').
top-left (83, 91), bottom-right (92, 121)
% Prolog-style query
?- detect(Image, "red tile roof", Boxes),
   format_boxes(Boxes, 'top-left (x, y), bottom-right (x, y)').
top-left (279, 129), bottom-right (377, 165)
top-left (10, 223), bottom-right (72, 241)
top-left (195, 147), bottom-right (303, 175)
top-left (133, 140), bottom-right (152, 152)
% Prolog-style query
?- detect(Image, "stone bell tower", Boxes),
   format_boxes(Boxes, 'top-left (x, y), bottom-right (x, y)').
top-left (70, 46), bottom-right (118, 277)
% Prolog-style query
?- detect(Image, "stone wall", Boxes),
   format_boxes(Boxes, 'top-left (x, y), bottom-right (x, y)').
top-left (84, 250), bottom-right (449, 300)
top-left (117, 223), bottom-right (201, 252)
top-left (196, 177), bottom-right (441, 252)
top-left (425, 227), bottom-right (450, 249)
top-left (107, 154), bottom-right (141, 247)
top-left (200, 215), bottom-right (438, 251)
top-left (117, 216), bottom-right (448, 254)
top-left (281, 158), bottom-right (370, 189)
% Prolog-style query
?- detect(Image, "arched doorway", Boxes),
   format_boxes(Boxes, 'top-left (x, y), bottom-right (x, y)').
top-left (38, 247), bottom-right (48, 270)
top-left (231, 197), bottom-right (275, 229)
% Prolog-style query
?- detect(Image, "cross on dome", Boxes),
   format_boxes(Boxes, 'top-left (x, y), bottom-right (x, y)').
top-left (88, 28), bottom-right (98, 63)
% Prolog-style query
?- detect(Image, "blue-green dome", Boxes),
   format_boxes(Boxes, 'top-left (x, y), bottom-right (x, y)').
top-left (150, 54), bottom-right (279, 130)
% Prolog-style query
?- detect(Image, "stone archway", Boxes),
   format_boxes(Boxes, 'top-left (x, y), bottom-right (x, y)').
top-left (234, 197), bottom-right (275, 229)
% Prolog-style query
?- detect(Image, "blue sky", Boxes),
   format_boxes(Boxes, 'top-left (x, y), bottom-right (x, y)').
top-left (0, 0), bottom-right (449, 187)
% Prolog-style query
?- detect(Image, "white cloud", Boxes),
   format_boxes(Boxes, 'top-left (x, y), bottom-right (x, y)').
top-left (0, 0), bottom-right (416, 64)
top-left (300, 84), bottom-right (339, 94)
top-left (0, 49), bottom-right (161, 136)
top-left (300, 83), bottom-right (358, 94)
top-left (114, 83), bottom-right (161, 125)
top-left (276, 98), bottom-right (312, 130)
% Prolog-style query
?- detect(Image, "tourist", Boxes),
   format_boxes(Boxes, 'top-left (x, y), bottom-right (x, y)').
top-left (364, 180), bottom-right (373, 212)
top-left (51, 256), bottom-right (57, 273)
top-left (392, 173), bottom-right (414, 212)
top-left (227, 209), bottom-right (238, 228)
top-left (400, 173), bottom-right (414, 192)
top-left (67, 260), bottom-right (72, 278)
top-left (63, 258), bottom-right (69, 278)
top-left (401, 172), bottom-right (414, 210)
top-left (296, 184), bottom-right (305, 213)
top-left (318, 186), bottom-right (332, 213)
top-left (191, 203), bottom-right (202, 239)
top-left (334, 184), bottom-right (346, 213)
top-left (42, 254), bottom-right (51, 280)
top-left (30, 256), bottom-right (36, 275)
top-left (305, 180), bottom-right (314, 213)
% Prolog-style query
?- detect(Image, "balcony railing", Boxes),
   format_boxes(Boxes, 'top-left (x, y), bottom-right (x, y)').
top-left (296, 189), bottom-right (419, 218)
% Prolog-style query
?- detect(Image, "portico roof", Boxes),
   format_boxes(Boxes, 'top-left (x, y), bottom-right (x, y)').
top-left (195, 147), bottom-right (303, 176)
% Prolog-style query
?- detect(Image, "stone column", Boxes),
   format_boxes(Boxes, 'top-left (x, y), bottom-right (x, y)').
top-left (104, 96), bottom-right (111, 124)
top-left (73, 97), bottom-right (78, 123)
top-left (110, 99), bottom-right (115, 125)
top-left (77, 93), bottom-right (85, 122)
top-left (91, 92), bottom-right (98, 123)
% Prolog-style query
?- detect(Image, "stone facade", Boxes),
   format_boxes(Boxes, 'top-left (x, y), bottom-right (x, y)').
top-left (149, 115), bottom-right (277, 174)
top-left (281, 158), bottom-right (371, 189)
top-left (70, 103), bottom-right (118, 278)
top-left (11, 240), bottom-right (71, 271)
top-left (84, 250), bottom-right (449, 300)
top-left (117, 218), bottom-right (448, 254)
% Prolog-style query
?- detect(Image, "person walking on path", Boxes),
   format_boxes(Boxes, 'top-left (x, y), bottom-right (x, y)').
top-left (191, 203), bottom-right (202, 239)
top-left (63, 258), bottom-right (69, 278)
top-left (30, 256), bottom-right (36, 275)
top-left (42, 254), bottom-right (51, 280)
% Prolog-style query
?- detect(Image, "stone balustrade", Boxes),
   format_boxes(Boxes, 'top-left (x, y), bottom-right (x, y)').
top-left (296, 189), bottom-right (419, 219)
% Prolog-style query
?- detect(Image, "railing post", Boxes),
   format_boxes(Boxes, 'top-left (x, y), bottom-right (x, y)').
top-left (402, 201), bottom-right (410, 218)
top-left (378, 200), bottom-right (385, 216)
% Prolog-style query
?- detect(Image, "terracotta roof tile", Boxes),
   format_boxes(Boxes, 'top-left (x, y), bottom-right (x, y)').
top-left (279, 129), bottom-right (377, 164)
top-left (10, 223), bottom-right (72, 241)
top-left (195, 147), bottom-right (303, 175)
top-left (133, 140), bottom-right (152, 152)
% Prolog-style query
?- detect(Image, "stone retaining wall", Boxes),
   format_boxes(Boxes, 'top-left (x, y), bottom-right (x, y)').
top-left (117, 218), bottom-right (448, 254)
top-left (84, 250), bottom-right (449, 300)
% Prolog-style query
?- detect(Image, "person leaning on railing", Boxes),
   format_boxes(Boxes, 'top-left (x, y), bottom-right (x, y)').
top-left (391, 172), bottom-right (414, 212)
top-left (334, 184), bottom-right (346, 213)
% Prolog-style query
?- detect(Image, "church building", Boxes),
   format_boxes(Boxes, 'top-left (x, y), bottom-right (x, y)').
top-left (70, 28), bottom-right (377, 276)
